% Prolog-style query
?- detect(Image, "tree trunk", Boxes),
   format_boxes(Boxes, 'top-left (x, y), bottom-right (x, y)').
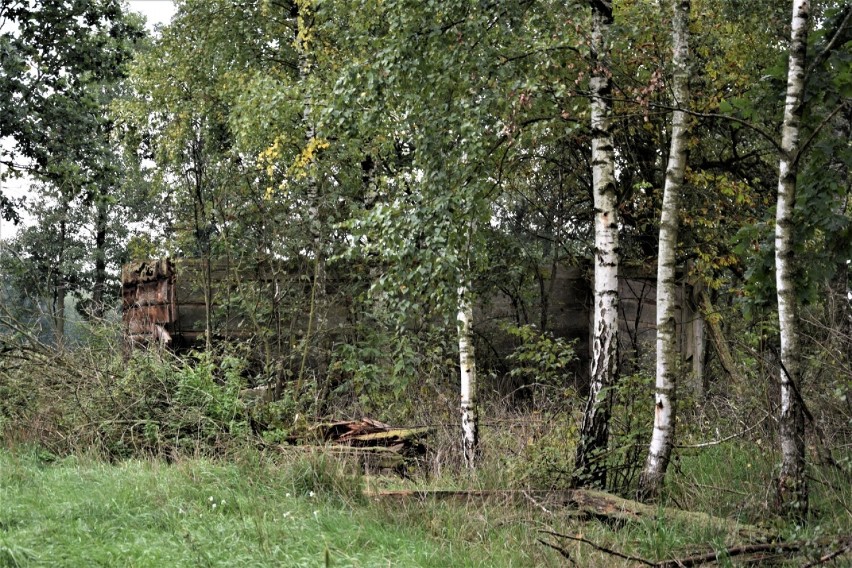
top-left (699, 290), bottom-right (743, 385)
top-left (294, 2), bottom-right (327, 397)
top-left (91, 196), bottom-right (108, 319)
top-left (774, 0), bottom-right (810, 518)
top-left (638, 0), bottom-right (691, 502)
top-left (573, 0), bottom-right (618, 489)
top-left (189, 136), bottom-right (213, 352)
top-left (692, 311), bottom-right (706, 399)
top-left (458, 279), bottom-right (480, 469)
top-left (52, 208), bottom-right (69, 345)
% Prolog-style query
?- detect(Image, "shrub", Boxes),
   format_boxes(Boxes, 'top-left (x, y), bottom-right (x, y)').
top-left (0, 327), bottom-right (254, 459)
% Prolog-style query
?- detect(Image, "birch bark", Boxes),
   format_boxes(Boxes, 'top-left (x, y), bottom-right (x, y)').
top-left (637, 0), bottom-right (691, 502)
top-left (458, 278), bottom-right (480, 469)
top-left (573, 0), bottom-right (618, 488)
top-left (775, 0), bottom-right (810, 517)
top-left (294, 2), bottom-right (327, 394)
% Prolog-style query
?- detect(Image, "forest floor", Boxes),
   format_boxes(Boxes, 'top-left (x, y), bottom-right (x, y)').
top-left (1, 443), bottom-right (850, 567)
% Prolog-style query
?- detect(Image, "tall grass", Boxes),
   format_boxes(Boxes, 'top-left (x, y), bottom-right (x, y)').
top-left (0, 448), bottom-right (562, 567)
top-left (1, 322), bottom-right (851, 566)
top-left (3, 441), bottom-right (850, 567)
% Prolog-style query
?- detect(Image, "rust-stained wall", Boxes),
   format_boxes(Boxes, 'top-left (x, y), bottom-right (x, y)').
top-left (122, 258), bottom-right (282, 348)
top-left (122, 259), bottom-right (176, 346)
top-left (121, 259), bottom-right (704, 388)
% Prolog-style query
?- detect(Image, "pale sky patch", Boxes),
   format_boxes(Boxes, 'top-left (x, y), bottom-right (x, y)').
top-left (128, 0), bottom-right (176, 31)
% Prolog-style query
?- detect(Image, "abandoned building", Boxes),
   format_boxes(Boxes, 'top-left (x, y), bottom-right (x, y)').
top-left (122, 258), bottom-right (710, 393)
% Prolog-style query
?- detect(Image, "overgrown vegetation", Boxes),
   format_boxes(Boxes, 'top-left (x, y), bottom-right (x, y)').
top-left (1, 313), bottom-right (850, 565)
top-left (1, 0), bottom-right (851, 564)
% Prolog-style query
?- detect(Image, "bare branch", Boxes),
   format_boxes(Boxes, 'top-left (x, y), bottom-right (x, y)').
top-left (540, 530), bottom-right (656, 566)
top-left (676, 413), bottom-right (770, 449)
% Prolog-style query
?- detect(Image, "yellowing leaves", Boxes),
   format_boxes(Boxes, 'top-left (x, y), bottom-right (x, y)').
top-left (291, 137), bottom-right (330, 177)
top-left (258, 136), bottom-right (330, 199)
top-left (258, 136), bottom-right (285, 177)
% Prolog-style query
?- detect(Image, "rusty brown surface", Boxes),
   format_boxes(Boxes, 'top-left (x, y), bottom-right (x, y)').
top-left (121, 258), bottom-right (279, 348)
top-left (122, 259), bottom-right (177, 346)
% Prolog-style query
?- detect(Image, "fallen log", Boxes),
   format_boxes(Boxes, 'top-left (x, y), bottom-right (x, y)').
top-left (542, 529), bottom-right (852, 567)
top-left (367, 488), bottom-right (772, 543)
top-left (273, 418), bottom-right (432, 475)
top-left (276, 444), bottom-right (406, 470)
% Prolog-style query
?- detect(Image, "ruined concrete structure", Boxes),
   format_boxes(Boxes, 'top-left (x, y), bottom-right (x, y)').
top-left (122, 258), bottom-right (292, 349)
top-left (122, 259), bottom-right (706, 388)
top-left (476, 263), bottom-right (705, 387)
top-left (122, 259), bottom-right (177, 347)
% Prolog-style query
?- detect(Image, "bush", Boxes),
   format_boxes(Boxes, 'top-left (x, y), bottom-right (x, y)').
top-left (503, 323), bottom-right (579, 407)
top-left (0, 327), bottom-right (254, 459)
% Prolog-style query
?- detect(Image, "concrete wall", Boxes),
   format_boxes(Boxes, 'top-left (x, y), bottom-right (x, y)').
top-left (122, 259), bottom-right (704, 388)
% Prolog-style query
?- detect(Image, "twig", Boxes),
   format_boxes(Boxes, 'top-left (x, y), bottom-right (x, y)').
top-left (537, 538), bottom-right (575, 563)
top-left (523, 490), bottom-right (552, 515)
top-left (804, 537), bottom-right (852, 568)
top-left (802, 538), bottom-right (852, 567)
top-left (540, 530), bottom-right (655, 566)
top-left (688, 483), bottom-right (749, 497)
top-left (676, 413), bottom-right (769, 448)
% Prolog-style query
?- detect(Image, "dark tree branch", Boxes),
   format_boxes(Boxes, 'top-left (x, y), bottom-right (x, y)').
top-left (540, 530), bottom-right (656, 566)
top-left (794, 101), bottom-right (851, 167)
top-left (536, 539), bottom-right (575, 563)
top-left (805, 6), bottom-right (852, 84)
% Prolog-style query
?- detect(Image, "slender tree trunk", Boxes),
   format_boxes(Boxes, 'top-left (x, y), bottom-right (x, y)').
top-left (91, 196), bottom-right (108, 319)
top-left (774, 0), bottom-right (810, 518)
top-left (692, 311), bottom-right (706, 399)
top-left (189, 134), bottom-right (213, 352)
top-left (458, 277), bottom-right (480, 469)
top-left (638, 0), bottom-right (691, 502)
top-left (825, 109), bottom-right (851, 417)
top-left (573, 0), bottom-right (619, 489)
top-left (294, 1), bottom-right (327, 397)
top-left (699, 290), bottom-right (743, 385)
top-left (52, 203), bottom-right (69, 345)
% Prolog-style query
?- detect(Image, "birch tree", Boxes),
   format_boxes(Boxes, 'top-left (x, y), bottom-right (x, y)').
top-left (573, 0), bottom-right (619, 489)
top-left (294, 0), bottom-right (328, 394)
top-left (458, 246), bottom-right (480, 469)
top-left (774, 0), bottom-right (811, 517)
top-left (637, 0), bottom-right (691, 501)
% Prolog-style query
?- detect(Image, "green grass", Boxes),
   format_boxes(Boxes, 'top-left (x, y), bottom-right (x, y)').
top-left (2, 442), bottom-right (850, 567)
top-left (0, 448), bottom-right (556, 567)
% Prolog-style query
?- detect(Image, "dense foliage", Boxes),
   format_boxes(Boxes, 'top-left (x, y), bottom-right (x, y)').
top-left (0, 0), bottom-right (850, 538)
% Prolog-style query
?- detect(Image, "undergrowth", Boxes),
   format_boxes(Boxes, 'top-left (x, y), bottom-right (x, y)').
top-left (1, 321), bottom-right (851, 566)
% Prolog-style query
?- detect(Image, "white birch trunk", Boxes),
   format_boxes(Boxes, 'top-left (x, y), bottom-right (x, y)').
top-left (458, 281), bottom-right (479, 469)
top-left (638, 0), bottom-right (691, 501)
top-left (775, 0), bottom-right (810, 517)
top-left (573, 0), bottom-right (618, 488)
top-left (295, 5), bottom-right (327, 394)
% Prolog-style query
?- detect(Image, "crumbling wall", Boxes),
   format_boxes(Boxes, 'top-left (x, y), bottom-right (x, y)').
top-left (121, 259), bottom-right (704, 388)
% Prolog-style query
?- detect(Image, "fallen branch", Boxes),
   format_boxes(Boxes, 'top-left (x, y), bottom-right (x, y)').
top-left (536, 538), bottom-right (575, 563)
top-left (542, 531), bottom-right (852, 567)
top-left (540, 530), bottom-right (655, 566)
top-left (802, 538), bottom-right (852, 567)
top-left (676, 413), bottom-right (769, 448)
top-left (368, 488), bottom-right (771, 542)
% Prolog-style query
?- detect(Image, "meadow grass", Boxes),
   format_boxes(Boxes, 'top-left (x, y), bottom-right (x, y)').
top-left (0, 448), bottom-right (559, 567)
top-left (1, 442), bottom-right (850, 567)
